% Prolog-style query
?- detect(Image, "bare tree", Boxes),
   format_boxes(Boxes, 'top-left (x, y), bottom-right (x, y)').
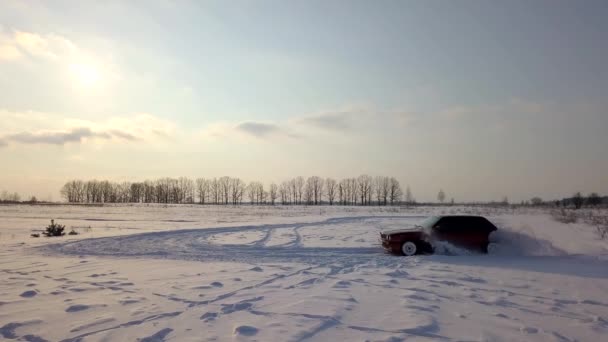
top-left (117, 182), bottom-right (131, 203)
top-left (357, 175), bottom-right (372, 205)
top-left (247, 182), bottom-right (257, 204)
top-left (309, 176), bottom-right (323, 205)
top-left (256, 182), bottom-right (266, 204)
top-left (196, 178), bottom-right (209, 204)
top-left (587, 193), bottom-right (602, 206)
top-left (373, 176), bottom-right (390, 206)
top-left (279, 181), bottom-right (290, 205)
top-left (210, 178), bottom-right (219, 204)
top-left (389, 178), bottom-right (403, 205)
top-left (177, 177), bottom-right (194, 203)
top-left (348, 178), bottom-right (357, 204)
top-left (337, 179), bottom-right (345, 205)
top-left (304, 178), bottom-right (314, 205)
top-left (269, 183), bottom-right (278, 205)
top-left (294, 176), bottom-right (304, 205)
top-left (233, 178), bottom-right (245, 204)
top-left (219, 176), bottom-right (231, 205)
top-left (572, 192), bottom-right (584, 209)
top-left (437, 189), bottom-right (446, 204)
top-left (405, 185), bottom-right (414, 205)
top-left (59, 174), bottom-right (409, 206)
top-left (130, 182), bottom-right (143, 203)
top-left (325, 178), bottom-right (337, 205)
top-left (530, 197), bottom-right (543, 206)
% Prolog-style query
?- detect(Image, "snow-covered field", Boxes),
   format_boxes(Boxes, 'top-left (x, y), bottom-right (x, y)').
top-left (1, 204), bottom-right (607, 342)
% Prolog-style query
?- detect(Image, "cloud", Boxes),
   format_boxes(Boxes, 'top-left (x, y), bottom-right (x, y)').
top-left (7, 127), bottom-right (102, 145)
top-left (235, 121), bottom-right (281, 138)
top-left (297, 110), bottom-right (361, 131)
top-left (0, 28), bottom-right (118, 83)
top-left (0, 44), bottom-right (21, 61)
top-left (200, 107), bottom-right (374, 143)
top-left (0, 111), bottom-right (173, 148)
top-left (108, 129), bottom-right (139, 141)
top-left (4, 127), bottom-right (140, 146)
top-left (201, 120), bottom-right (300, 141)
top-left (0, 29), bottom-right (77, 62)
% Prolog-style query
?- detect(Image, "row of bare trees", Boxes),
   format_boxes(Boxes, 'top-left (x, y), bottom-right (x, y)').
top-left (0, 190), bottom-right (21, 202)
top-left (60, 175), bottom-right (406, 206)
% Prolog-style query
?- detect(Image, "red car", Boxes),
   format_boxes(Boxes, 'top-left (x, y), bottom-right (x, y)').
top-left (380, 215), bottom-right (498, 256)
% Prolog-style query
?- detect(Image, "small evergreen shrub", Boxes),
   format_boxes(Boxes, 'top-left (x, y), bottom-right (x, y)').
top-left (44, 219), bottom-right (65, 237)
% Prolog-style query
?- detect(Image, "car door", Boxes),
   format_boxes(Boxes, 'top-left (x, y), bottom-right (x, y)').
top-left (432, 217), bottom-right (460, 246)
top-left (468, 217), bottom-right (495, 247)
top-left (432, 217), bottom-right (474, 248)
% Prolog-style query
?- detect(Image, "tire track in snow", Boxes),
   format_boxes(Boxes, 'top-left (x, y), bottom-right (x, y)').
top-left (41, 216), bottom-right (418, 264)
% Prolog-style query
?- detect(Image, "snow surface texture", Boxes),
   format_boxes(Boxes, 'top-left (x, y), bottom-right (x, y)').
top-left (1, 204), bottom-right (607, 341)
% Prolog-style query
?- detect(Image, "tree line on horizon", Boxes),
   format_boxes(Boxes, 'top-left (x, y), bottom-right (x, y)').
top-left (59, 175), bottom-right (413, 206)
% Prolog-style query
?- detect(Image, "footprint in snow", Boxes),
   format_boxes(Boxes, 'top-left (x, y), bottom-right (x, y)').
top-left (249, 266), bottom-right (263, 272)
top-left (332, 280), bottom-right (351, 289)
top-left (221, 302), bottom-right (253, 314)
top-left (234, 325), bottom-right (259, 336)
top-left (139, 328), bottom-right (173, 342)
top-left (457, 276), bottom-right (486, 284)
top-left (221, 297), bottom-right (264, 314)
top-left (200, 312), bottom-right (218, 322)
top-left (520, 326), bottom-right (539, 334)
top-left (66, 304), bottom-right (91, 312)
top-left (579, 299), bottom-right (605, 306)
top-left (0, 320), bottom-right (43, 339)
top-left (20, 290), bottom-right (38, 298)
top-left (193, 282), bottom-right (223, 290)
top-left (65, 304), bottom-right (106, 312)
top-left (385, 270), bottom-right (409, 278)
top-left (119, 298), bottom-right (142, 305)
top-left (19, 334), bottom-right (49, 342)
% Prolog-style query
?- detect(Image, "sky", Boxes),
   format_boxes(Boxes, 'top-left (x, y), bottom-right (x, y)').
top-left (0, 0), bottom-right (607, 202)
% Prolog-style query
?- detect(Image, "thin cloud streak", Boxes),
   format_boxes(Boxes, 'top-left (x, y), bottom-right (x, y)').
top-left (297, 110), bottom-right (363, 131)
top-left (0, 112), bottom-right (172, 147)
top-left (235, 121), bottom-right (281, 138)
top-left (1, 127), bottom-right (140, 146)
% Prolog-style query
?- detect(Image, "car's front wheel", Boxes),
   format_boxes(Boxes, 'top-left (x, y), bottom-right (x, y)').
top-left (401, 241), bottom-right (418, 256)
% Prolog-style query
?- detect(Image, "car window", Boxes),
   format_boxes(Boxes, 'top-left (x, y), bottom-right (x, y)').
top-left (435, 217), bottom-right (485, 233)
top-left (419, 216), bottom-right (440, 229)
top-left (475, 217), bottom-right (496, 232)
top-left (434, 217), bottom-right (455, 231)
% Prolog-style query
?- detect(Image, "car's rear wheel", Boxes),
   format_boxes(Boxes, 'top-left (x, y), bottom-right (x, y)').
top-left (401, 241), bottom-right (417, 256)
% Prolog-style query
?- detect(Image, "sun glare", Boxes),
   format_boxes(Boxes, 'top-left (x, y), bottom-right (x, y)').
top-left (68, 63), bottom-right (101, 87)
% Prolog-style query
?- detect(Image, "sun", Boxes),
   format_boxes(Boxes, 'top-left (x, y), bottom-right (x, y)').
top-left (68, 63), bottom-right (101, 87)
